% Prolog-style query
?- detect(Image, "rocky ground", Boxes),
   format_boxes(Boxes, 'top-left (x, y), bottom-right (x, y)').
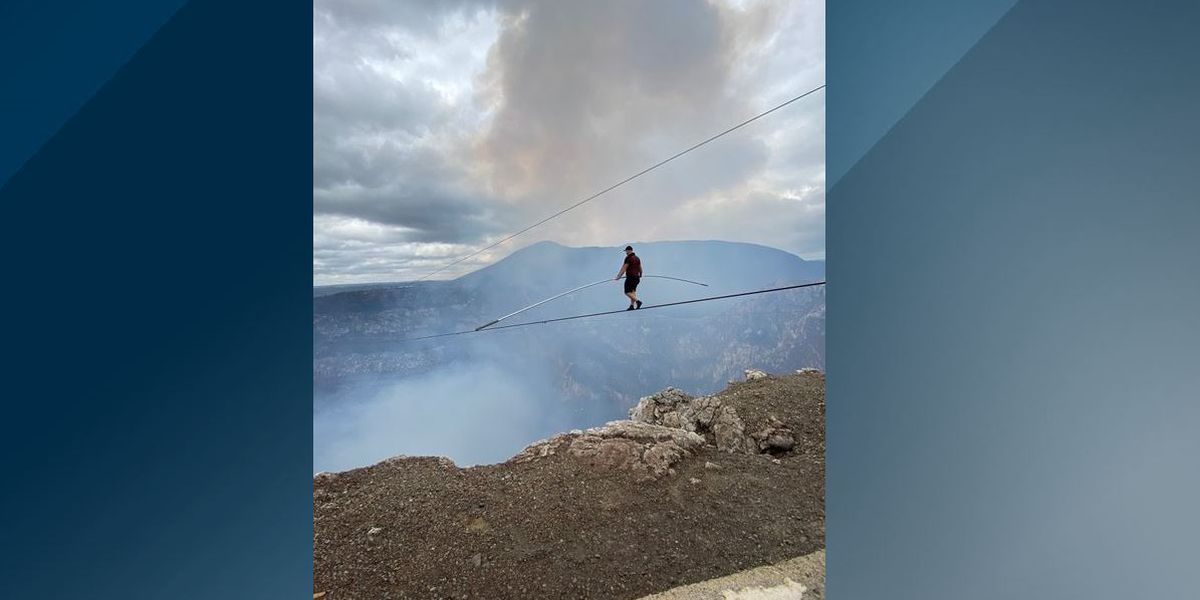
top-left (313, 369), bottom-right (824, 599)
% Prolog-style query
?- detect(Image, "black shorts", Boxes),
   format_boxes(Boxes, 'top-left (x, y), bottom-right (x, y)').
top-left (623, 275), bottom-right (640, 293)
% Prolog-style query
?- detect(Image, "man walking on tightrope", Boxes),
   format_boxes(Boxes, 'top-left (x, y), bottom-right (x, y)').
top-left (616, 245), bottom-right (643, 310)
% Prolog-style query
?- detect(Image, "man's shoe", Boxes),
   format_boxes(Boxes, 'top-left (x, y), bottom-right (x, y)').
top-left (626, 305), bottom-right (635, 311)
top-left (636, 300), bottom-right (643, 309)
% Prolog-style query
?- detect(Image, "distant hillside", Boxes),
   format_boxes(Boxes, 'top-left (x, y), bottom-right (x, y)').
top-left (313, 240), bottom-right (824, 470)
top-left (455, 239), bottom-right (823, 302)
top-left (314, 240), bottom-right (822, 341)
top-left (312, 281), bottom-right (417, 298)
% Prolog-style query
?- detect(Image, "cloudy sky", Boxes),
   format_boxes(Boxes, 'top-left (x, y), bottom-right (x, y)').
top-left (314, 0), bottom-right (824, 285)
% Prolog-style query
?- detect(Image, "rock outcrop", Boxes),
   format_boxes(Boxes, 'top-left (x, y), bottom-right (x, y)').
top-left (628, 367), bottom-right (812, 457)
top-left (514, 420), bottom-right (706, 480)
top-left (629, 387), bottom-right (756, 453)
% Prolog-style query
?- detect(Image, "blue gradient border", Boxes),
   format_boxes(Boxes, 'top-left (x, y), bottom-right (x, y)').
top-left (829, 1), bottom-right (1200, 598)
top-left (5, 0), bottom-right (1198, 596)
top-left (0, 0), bottom-right (188, 186)
top-left (0, 0), bottom-right (310, 597)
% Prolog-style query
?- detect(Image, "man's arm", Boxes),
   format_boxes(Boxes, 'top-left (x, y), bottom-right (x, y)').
top-left (615, 262), bottom-right (627, 280)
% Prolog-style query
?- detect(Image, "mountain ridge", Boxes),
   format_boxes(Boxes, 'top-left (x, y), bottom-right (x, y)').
top-left (313, 239), bottom-right (823, 299)
top-left (313, 240), bottom-right (825, 471)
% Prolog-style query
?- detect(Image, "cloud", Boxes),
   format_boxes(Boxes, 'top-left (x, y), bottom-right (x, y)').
top-left (314, 178), bottom-right (502, 244)
top-left (313, 2), bottom-right (509, 280)
top-left (313, 0), bottom-right (825, 284)
top-left (661, 186), bottom-right (826, 260)
top-left (314, 0), bottom-right (493, 34)
top-left (313, 214), bottom-right (506, 283)
top-left (474, 1), bottom-right (759, 202)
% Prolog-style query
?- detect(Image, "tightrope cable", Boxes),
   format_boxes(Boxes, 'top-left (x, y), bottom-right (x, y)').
top-left (475, 274), bottom-right (708, 331)
top-left (397, 281), bottom-right (825, 342)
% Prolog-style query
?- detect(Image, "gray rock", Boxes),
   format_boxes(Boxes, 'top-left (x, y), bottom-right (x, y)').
top-left (744, 369), bottom-right (769, 381)
top-left (762, 434), bottom-right (795, 452)
top-left (628, 388), bottom-right (758, 454)
top-left (751, 416), bottom-right (797, 454)
top-left (518, 420), bottom-right (705, 480)
top-left (629, 387), bottom-right (693, 424)
top-left (713, 406), bottom-right (756, 454)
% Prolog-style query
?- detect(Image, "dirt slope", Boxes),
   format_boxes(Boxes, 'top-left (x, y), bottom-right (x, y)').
top-left (314, 370), bottom-right (824, 599)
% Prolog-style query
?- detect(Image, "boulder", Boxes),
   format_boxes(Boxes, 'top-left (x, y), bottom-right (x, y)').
top-left (750, 416), bottom-right (796, 454)
top-left (629, 387), bottom-right (692, 427)
top-left (744, 369), bottom-right (769, 381)
top-left (515, 421), bottom-right (705, 481)
top-left (632, 390), bottom-right (756, 453)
